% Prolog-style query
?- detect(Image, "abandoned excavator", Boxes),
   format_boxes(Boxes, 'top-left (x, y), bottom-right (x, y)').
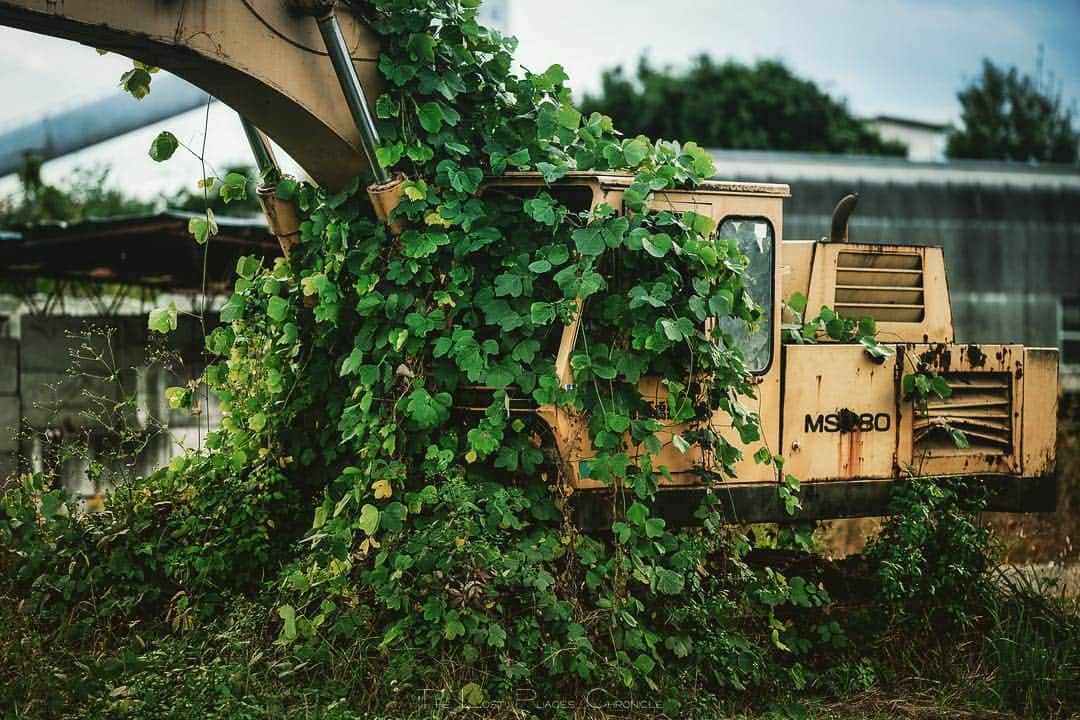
top-left (0, 0), bottom-right (1058, 524)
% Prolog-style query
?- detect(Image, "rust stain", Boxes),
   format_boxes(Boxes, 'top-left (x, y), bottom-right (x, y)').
top-left (919, 343), bottom-right (952, 371)
top-left (965, 344), bottom-right (987, 367)
top-left (836, 408), bottom-right (861, 433)
top-left (848, 429), bottom-right (863, 476)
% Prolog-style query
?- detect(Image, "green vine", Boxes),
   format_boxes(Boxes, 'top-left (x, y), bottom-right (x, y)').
top-left (0, 0), bottom-right (902, 711)
top-left (172, 0), bottom-right (811, 699)
top-left (783, 291), bottom-right (893, 361)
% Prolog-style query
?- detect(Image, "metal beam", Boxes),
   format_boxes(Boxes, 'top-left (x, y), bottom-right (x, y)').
top-left (571, 474), bottom-right (1059, 530)
top-left (0, 0), bottom-right (383, 190)
top-left (315, 9), bottom-right (387, 185)
top-left (0, 75), bottom-right (213, 177)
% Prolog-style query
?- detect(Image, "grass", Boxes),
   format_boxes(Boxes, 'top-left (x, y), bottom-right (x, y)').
top-left (2, 558), bottom-right (1077, 719)
top-left (5, 420), bottom-right (1079, 719)
top-left (972, 568), bottom-right (1079, 716)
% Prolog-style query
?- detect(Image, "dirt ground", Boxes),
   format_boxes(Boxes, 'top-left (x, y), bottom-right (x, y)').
top-left (817, 415), bottom-right (1080, 595)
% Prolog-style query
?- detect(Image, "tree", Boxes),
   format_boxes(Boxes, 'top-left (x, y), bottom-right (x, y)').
top-left (0, 157), bottom-right (154, 228)
top-left (0, 159), bottom-right (260, 230)
top-left (947, 59), bottom-right (1078, 163)
top-left (164, 164), bottom-right (261, 217)
top-left (579, 55), bottom-right (906, 156)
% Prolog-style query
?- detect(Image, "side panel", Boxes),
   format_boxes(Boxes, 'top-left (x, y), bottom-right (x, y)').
top-left (782, 344), bottom-right (899, 481)
top-left (570, 188), bottom-right (785, 488)
top-left (1021, 347), bottom-right (1059, 478)
top-left (573, 342), bottom-right (1057, 525)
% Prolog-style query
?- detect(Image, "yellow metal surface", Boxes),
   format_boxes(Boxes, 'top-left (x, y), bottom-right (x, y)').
top-left (780, 341), bottom-right (1058, 490)
top-left (780, 241), bottom-right (815, 323)
top-left (368, 173), bottom-right (408, 236)
top-left (782, 344), bottom-right (898, 481)
top-left (256, 186), bottom-right (302, 258)
top-left (803, 243), bottom-right (954, 343)
top-left (0, 0), bottom-right (382, 189)
top-left (1021, 348), bottom-right (1059, 478)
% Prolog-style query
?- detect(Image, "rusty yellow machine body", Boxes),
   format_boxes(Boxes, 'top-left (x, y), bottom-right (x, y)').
top-left (0, 1), bottom-right (1058, 523)
top-left (483, 173), bottom-right (1059, 524)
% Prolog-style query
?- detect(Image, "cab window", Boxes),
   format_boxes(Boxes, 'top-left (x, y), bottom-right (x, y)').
top-left (716, 217), bottom-right (774, 373)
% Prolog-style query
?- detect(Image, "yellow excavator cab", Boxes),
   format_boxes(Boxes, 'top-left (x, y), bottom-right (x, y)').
top-left (479, 172), bottom-right (1058, 526)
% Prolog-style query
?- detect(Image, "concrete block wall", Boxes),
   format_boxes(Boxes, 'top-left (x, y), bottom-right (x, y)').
top-left (0, 338), bottom-right (19, 479)
top-left (4, 315), bottom-right (223, 493)
top-left (19, 315), bottom-right (146, 431)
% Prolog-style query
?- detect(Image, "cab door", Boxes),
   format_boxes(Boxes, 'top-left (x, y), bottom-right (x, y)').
top-left (646, 192), bottom-right (784, 485)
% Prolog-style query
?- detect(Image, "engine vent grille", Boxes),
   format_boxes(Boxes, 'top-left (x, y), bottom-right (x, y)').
top-left (913, 372), bottom-right (1012, 455)
top-left (835, 251), bottom-right (924, 322)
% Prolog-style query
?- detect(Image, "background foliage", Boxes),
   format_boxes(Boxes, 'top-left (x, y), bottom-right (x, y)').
top-left (947, 59), bottom-right (1078, 164)
top-left (579, 56), bottom-right (906, 156)
top-left (0, 161), bottom-right (154, 227)
top-left (0, 159), bottom-right (260, 230)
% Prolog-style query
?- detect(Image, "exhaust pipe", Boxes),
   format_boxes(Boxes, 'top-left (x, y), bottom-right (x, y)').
top-left (829, 192), bottom-right (859, 243)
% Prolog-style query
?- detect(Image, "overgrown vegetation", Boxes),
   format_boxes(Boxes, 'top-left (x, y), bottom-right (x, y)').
top-left (1, 1), bottom-right (1076, 718)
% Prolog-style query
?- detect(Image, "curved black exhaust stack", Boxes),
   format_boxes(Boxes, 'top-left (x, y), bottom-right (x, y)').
top-left (829, 192), bottom-right (860, 243)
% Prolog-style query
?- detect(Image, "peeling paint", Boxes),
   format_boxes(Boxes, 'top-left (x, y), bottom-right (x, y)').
top-left (965, 344), bottom-right (987, 367)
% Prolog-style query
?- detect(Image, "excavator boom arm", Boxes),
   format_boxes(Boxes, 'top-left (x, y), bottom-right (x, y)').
top-left (0, 0), bottom-right (382, 189)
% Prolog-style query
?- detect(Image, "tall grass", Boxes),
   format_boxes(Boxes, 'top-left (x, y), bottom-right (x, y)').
top-left (974, 567), bottom-right (1079, 717)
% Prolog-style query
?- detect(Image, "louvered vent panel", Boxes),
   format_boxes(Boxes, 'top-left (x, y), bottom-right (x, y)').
top-left (835, 251), bottom-right (924, 322)
top-left (913, 372), bottom-right (1012, 455)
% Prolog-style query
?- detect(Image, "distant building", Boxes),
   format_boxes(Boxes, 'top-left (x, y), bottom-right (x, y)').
top-left (867, 115), bottom-right (951, 162)
top-left (0, 211), bottom-right (274, 497)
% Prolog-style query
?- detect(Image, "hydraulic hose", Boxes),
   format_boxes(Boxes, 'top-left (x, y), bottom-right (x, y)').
top-left (314, 9), bottom-right (388, 184)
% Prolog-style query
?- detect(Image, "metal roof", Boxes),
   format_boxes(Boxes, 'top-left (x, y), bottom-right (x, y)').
top-left (868, 115), bottom-right (951, 132)
top-left (708, 149), bottom-right (1080, 189)
top-left (0, 210), bottom-right (276, 292)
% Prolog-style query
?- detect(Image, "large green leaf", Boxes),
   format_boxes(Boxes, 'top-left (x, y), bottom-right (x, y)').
top-left (148, 131), bottom-right (178, 161)
top-left (358, 504), bottom-right (380, 536)
top-left (148, 302), bottom-right (177, 333)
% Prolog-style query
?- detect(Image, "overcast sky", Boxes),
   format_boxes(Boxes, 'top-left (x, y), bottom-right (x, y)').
top-left (0, 0), bottom-right (1077, 201)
